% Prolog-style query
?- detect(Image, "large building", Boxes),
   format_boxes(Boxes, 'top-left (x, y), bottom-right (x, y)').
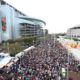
top-left (67, 26), bottom-right (80, 38)
top-left (0, 0), bottom-right (46, 43)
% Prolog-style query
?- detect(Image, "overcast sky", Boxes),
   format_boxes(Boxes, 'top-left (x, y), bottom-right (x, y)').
top-left (4, 0), bottom-right (80, 33)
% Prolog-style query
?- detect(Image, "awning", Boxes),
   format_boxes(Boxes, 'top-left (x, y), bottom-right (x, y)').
top-left (69, 48), bottom-right (80, 61)
top-left (0, 52), bottom-right (9, 57)
top-left (0, 57), bottom-right (13, 68)
top-left (15, 46), bottom-right (35, 57)
top-left (17, 16), bottom-right (46, 26)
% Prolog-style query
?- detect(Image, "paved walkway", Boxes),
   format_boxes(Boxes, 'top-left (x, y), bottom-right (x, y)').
top-left (69, 71), bottom-right (80, 80)
top-left (69, 48), bottom-right (80, 61)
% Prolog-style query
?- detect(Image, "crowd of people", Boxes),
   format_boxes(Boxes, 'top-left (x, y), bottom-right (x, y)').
top-left (0, 37), bottom-right (80, 80)
top-left (68, 54), bottom-right (80, 72)
top-left (68, 53), bottom-right (80, 80)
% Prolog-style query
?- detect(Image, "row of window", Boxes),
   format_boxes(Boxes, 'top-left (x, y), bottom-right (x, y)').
top-left (1, 1), bottom-right (6, 5)
top-left (68, 35), bottom-right (80, 37)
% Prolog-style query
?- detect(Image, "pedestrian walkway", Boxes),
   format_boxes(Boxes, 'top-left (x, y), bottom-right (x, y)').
top-left (69, 71), bottom-right (80, 80)
top-left (69, 48), bottom-right (80, 61)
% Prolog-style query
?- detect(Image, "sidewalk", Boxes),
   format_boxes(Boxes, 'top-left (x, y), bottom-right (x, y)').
top-left (69, 71), bottom-right (80, 80)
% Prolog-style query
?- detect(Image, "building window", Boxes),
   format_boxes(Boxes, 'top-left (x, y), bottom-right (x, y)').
top-left (1, 1), bottom-right (6, 5)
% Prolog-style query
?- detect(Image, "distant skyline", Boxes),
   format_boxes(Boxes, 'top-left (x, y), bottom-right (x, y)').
top-left (4, 0), bottom-right (80, 33)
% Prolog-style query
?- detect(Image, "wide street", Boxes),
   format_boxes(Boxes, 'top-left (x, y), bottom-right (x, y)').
top-left (0, 36), bottom-right (79, 80)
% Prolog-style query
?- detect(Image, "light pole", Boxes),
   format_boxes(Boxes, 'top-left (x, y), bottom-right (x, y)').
top-left (67, 49), bottom-right (69, 80)
top-left (7, 41), bottom-right (10, 53)
top-left (53, 34), bottom-right (56, 48)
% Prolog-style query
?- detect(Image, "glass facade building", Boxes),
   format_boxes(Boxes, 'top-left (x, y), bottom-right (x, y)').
top-left (0, 0), bottom-right (46, 43)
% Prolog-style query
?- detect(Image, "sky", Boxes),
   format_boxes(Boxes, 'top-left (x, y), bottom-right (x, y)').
top-left (4, 0), bottom-right (80, 33)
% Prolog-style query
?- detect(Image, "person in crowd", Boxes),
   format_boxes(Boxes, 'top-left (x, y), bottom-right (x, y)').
top-left (0, 37), bottom-right (79, 80)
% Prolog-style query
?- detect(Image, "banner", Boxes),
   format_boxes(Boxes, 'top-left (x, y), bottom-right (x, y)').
top-left (1, 17), bottom-right (6, 31)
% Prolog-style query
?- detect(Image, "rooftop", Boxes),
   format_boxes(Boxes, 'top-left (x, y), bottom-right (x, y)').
top-left (70, 25), bottom-right (80, 29)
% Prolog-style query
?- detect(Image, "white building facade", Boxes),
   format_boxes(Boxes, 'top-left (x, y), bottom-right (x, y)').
top-left (0, 0), bottom-right (46, 43)
top-left (67, 27), bottom-right (80, 38)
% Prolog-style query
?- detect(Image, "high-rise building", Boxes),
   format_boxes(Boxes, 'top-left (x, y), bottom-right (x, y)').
top-left (0, 0), bottom-right (46, 43)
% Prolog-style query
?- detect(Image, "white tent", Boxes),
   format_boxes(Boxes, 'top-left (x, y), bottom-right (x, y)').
top-left (23, 46), bottom-right (35, 52)
top-left (0, 57), bottom-right (13, 68)
top-left (15, 46), bottom-right (35, 57)
top-left (69, 48), bottom-right (80, 61)
top-left (15, 52), bottom-right (24, 58)
top-left (0, 52), bottom-right (9, 57)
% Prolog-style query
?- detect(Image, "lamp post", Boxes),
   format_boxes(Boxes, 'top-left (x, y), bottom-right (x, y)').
top-left (67, 50), bottom-right (69, 80)
top-left (7, 41), bottom-right (10, 54)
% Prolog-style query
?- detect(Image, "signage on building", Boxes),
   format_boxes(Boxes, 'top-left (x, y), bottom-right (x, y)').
top-left (1, 17), bottom-right (6, 31)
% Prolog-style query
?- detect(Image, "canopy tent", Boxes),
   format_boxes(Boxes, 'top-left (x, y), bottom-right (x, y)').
top-left (15, 52), bottom-right (24, 58)
top-left (0, 46), bottom-right (35, 68)
top-left (15, 46), bottom-right (35, 57)
top-left (57, 38), bottom-right (77, 48)
top-left (4, 57), bottom-right (18, 67)
top-left (77, 43), bottom-right (80, 49)
top-left (0, 52), bottom-right (10, 57)
top-left (6, 62), bottom-right (14, 67)
top-left (69, 48), bottom-right (80, 61)
top-left (0, 57), bottom-right (13, 68)
top-left (23, 46), bottom-right (35, 52)
top-left (58, 37), bottom-right (80, 61)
